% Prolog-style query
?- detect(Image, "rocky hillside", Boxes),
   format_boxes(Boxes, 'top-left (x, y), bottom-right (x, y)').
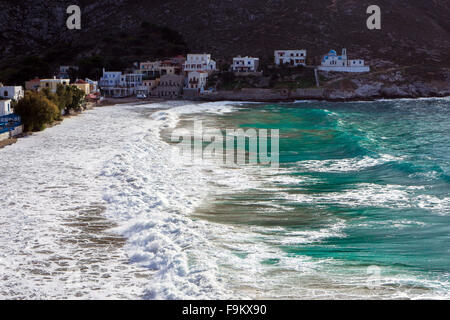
top-left (1, 0), bottom-right (449, 95)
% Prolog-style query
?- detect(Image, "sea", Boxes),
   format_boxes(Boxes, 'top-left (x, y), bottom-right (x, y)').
top-left (0, 98), bottom-right (448, 299)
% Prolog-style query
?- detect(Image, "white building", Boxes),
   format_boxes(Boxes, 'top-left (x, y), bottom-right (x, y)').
top-left (99, 70), bottom-right (122, 96)
top-left (99, 70), bottom-right (122, 88)
top-left (183, 54), bottom-right (216, 73)
top-left (186, 71), bottom-right (209, 93)
top-left (120, 73), bottom-right (143, 89)
top-left (139, 61), bottom-right (161, 77)
top-left (0, 85), bottom-right (24, 101)
top-left (232, 56), bottom-right (260, 72)
top-left (274, 50), bottom-right (307, 66)
top-left (318, 49), bottom-right (370, 73)
top-left (0, 99), bottom-right (12, 116)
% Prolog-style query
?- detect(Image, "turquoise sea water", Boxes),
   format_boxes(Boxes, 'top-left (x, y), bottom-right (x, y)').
top-left (185, 98), bottom-right (450, 298)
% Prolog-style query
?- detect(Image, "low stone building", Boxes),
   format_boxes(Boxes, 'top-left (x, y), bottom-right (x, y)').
top-left (156, 74), bottom-right (184, 98)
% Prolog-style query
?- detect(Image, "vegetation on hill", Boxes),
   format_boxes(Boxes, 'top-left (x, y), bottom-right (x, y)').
top-left (207, 65), bottom-right (317, 90)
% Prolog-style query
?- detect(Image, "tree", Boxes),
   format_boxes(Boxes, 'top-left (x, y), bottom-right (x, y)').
top-left (56, 84), bottom-right (73, 112)
top-left (14, 91), bottom-right (60, 132)
top-left (66, 86), bottom-right (85, 112)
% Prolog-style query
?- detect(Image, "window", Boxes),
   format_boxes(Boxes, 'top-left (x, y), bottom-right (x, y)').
top-left (4, 91), bottom-right (7, 97)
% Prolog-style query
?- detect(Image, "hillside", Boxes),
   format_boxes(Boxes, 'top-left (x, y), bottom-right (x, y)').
top-left (0, 0), bottom-right (449, 96)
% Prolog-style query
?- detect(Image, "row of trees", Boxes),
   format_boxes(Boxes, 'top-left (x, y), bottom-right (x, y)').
top-left (14, 85), bottom-right (86, 132)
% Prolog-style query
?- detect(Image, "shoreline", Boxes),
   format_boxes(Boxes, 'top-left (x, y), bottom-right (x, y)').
top-left (195, 91), bottom-right (450, 104)
top-left (2, 94), bottom-right (448, 149)
top-left (100, 93), bottom-right (450, 105)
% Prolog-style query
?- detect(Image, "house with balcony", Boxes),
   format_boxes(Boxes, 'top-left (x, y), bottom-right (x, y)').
top-left (318, 49), bottom-right (370, 73)
top-left (274, 50), bottom-right (307, 66)
top-left (183, 54), bottom-right (216, 73)
top-left (99, 70), bottom-right (122, 96)
top-left (0, 84), bottom-right (24, 101)
top-left (140, 61), bottom-right (162, 77)
top-left (185, 71), bottom-right (209, 93)
top-left (232, 56), bottom-right (260, 73)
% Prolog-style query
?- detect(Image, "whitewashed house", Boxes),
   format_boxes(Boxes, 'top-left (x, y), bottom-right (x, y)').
top-left (0, 99), bottom-right (12, 116)
top-left (112, 73), bottom-right (143, 97)
top-left (318, 49), bottom-right (370, 72)
top-left (0, 85), bottom-right (24, 101)
top-left (232, 56), bottom-right (260, 73)
top-left (186, 71), bottom-right (209, 92)
top-left (183, 54), bottom-right (216, 73)
top-left (274, 50), bottom-right (307, 66)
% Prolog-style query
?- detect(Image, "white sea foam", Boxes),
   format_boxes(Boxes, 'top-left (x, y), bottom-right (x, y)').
top-left (295, 154), bottom-right (403, 173)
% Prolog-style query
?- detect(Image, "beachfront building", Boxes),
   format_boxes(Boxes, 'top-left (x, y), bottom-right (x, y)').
top-left (143, 79), bottom-right (160, 96)
top-left (0, 99), bottom-right (12, 116)
top-left (140, 61), bottom-right (161, 77)
top-left (318, 49), bottom-right (370, 73)
top-left (85, 78), bottom-right (99, 93)
top-left (73, 79), bottom-right (91, 95)
top-left (120, 73), bottom-right (143, 90)
top-left (232, 56), bottom-right (260, 73)
top-left (185, 71), bottom-right (209, 93)
top-left (274, 50), bottom-right (307, 66)
top-left (183, 54), bottom-right (216, 73)
top-left (25, 78), bottom-right (41, 91)
top-left (99, 70), bottom-right (122, 96)
top-left (0, 100), bottom-right (22, 140)
top-left (0, 85), bottom-right (24, 101)
top-left (156, 74), bottom-right (184, 98)
top-left (39, 78), bottom-right (70, 93)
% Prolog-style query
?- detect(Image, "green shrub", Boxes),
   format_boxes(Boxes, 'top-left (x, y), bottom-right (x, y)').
top-left (14, 91), bottom-right (60, 132)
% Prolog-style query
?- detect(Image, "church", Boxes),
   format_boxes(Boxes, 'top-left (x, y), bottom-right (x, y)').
top-left (318, 49), bottom-right (370, 72)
